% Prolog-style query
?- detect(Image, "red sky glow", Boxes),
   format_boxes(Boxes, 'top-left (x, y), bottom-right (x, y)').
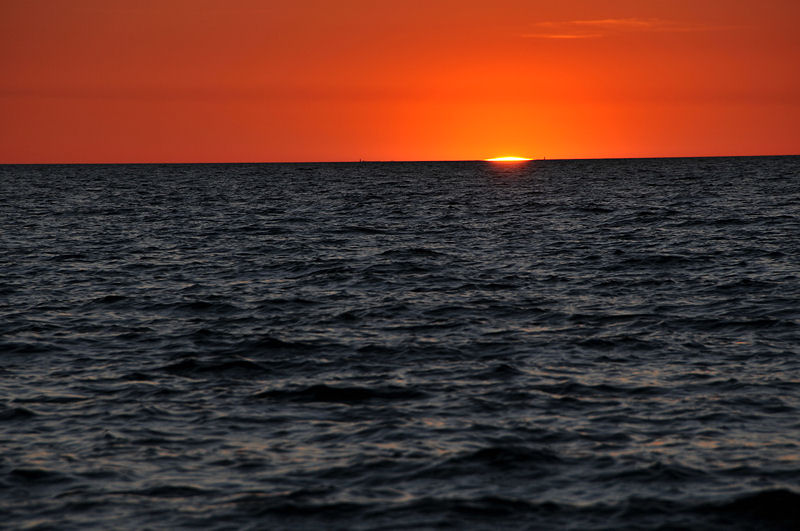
top-left (1, 0), bottom-right (798, 163)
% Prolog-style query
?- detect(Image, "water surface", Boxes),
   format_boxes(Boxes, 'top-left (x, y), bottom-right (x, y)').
top-left (2, 157), bottom-right (799, 529)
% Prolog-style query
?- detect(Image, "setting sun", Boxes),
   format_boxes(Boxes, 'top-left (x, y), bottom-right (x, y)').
top-left (485, 156), bottom-right (533, 162)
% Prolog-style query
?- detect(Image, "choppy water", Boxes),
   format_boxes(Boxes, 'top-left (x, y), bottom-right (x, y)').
top-left (2, 157), bottom-right (800, 530)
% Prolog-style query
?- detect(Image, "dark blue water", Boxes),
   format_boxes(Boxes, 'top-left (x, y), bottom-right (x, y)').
top-left (2, 157), bottom-right (799, 530)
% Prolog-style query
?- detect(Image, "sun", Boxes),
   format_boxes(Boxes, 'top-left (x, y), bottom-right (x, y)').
top-left (484, 156), bottom-right (533, 162)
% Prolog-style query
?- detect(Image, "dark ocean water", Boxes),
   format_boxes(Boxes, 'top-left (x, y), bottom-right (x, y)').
top-left (1, 156), bottom-right (800, 530)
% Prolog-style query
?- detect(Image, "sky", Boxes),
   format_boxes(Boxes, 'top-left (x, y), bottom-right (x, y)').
top-left (1, 0), bottom-right (798, 163)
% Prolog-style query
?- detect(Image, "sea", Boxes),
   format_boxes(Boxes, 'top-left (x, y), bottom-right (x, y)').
top-left (1, 156), bottom-right (799, 530)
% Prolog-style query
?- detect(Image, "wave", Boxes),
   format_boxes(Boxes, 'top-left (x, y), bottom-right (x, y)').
top-left (253, 383), bottom-right (427, 404)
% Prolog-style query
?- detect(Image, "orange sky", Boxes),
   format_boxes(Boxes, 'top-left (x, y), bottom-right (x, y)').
top-left (1, 0), bottom-right (798, 163)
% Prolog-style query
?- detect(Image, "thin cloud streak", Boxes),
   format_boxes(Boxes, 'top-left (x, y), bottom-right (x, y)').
top-left (569, 18), bottom-right (657, 28)
top-left (522, 17), bottom-right (723, 39)
top-left (523, 33), bottom-right (602, 39)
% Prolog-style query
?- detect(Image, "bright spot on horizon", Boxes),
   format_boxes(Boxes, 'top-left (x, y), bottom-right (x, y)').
top-left (485, 156), bottom-right (533, 162)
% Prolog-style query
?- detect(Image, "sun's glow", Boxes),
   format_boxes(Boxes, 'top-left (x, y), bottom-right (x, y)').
top-left (485, 156), bottom-right (533, 162)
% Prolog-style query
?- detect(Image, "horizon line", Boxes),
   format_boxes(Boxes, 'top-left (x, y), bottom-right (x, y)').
top-left (1, 153), bottom-right (797, 165)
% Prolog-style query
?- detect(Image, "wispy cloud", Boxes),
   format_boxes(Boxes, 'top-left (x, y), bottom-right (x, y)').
top-left (569, 18), bottom-right (658, 29)
top-left (529, 33), bottom-right (603, 40)
top-left (522, 18), bottom-right (715, 39)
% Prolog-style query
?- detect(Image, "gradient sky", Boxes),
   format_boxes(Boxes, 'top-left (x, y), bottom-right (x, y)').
top-left (2, 0), bottom-right (798, 162)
